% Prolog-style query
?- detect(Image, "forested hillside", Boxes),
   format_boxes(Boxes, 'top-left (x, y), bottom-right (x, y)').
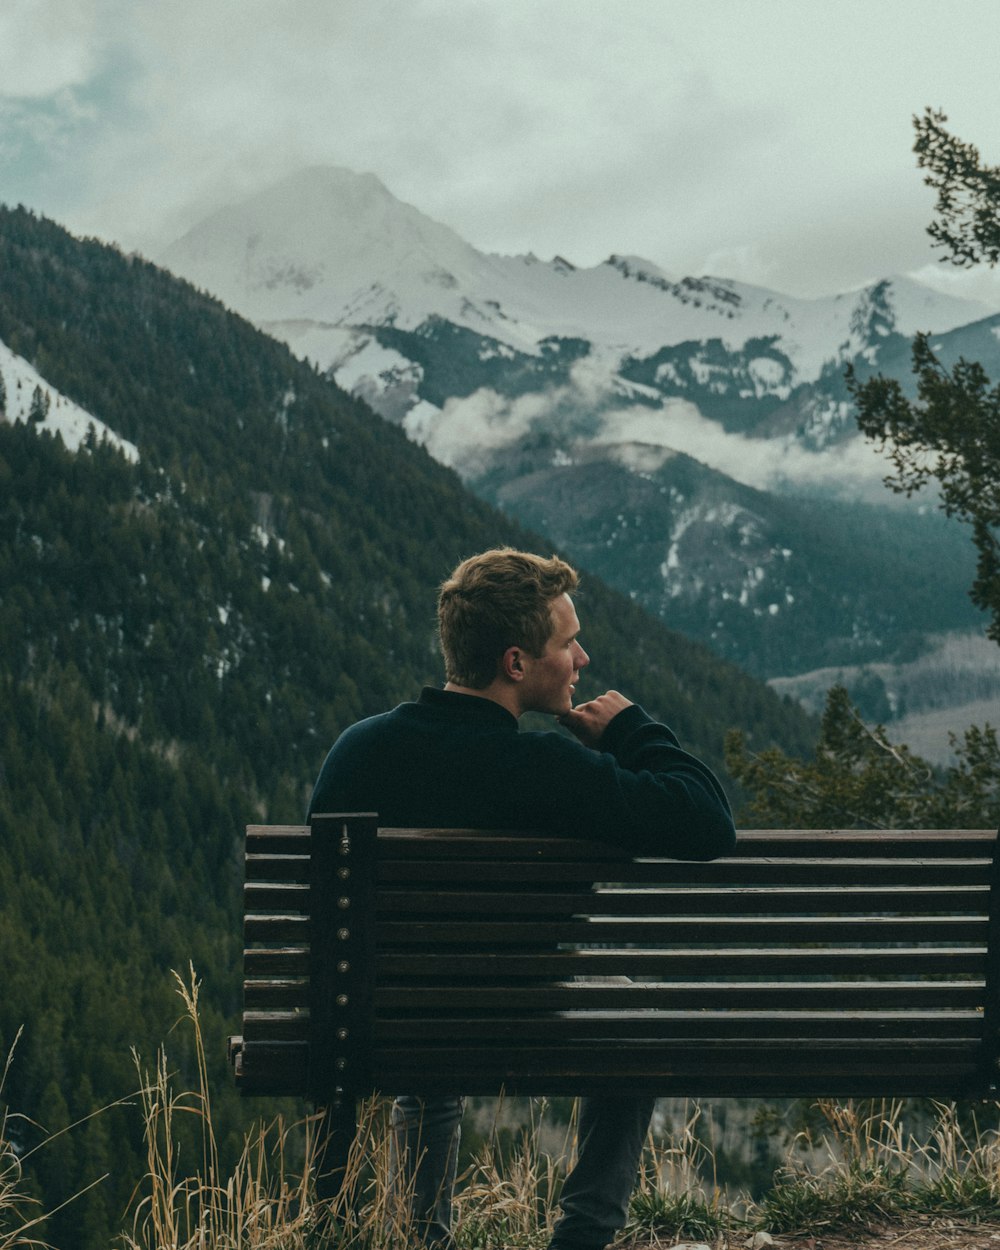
top-left (0, 206), bottom-right (815, 1248)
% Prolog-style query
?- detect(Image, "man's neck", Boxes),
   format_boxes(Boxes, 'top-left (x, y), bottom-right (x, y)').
top-left (443, 680), bottom-right (521, 719)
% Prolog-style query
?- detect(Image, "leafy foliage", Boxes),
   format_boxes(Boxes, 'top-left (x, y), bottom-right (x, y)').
top-left (915, 107), bottom-right (1000, 268)
top-left (850, 334), bottom-right (1000, 643)
top-left (726, 685), bottom-right (1000, 830)
top-left (849, 111), bottom-right (1000, 643)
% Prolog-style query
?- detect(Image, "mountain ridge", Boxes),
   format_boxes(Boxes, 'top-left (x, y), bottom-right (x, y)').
top-left (159, 164), bottom-right (997, 374)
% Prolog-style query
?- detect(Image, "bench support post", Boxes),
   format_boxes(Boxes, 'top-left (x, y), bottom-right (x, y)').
top-left (308, 813), bottom-right (377, 1192)
top-left (980, 827), bottom-right (1000, 1095)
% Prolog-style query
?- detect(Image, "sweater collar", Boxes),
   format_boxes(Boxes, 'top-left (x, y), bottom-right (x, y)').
top-left (418, 685), bottom-right (519, 728)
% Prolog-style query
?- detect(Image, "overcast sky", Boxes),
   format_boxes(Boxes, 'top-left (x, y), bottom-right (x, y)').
top-left (3, 0), bottom-right (1000, 305)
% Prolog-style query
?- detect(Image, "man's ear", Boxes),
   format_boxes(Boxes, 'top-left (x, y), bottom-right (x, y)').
top-left (501, 646), bottom-right (525, 682)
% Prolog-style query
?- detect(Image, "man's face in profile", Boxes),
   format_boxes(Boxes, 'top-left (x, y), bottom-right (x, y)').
top-left (518, 593), bottom-right (590, 717)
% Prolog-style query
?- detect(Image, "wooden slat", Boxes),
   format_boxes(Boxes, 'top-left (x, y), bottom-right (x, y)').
top-left (376, 884), bottom-right (990, 918)
top-left (730, 833), bottom-right (994, 857)
top-left (372, 1009), bottom-right (984, 1042)
top-left (365, 1053), bottom-right (985, 1099)
top-left (376, 915), bottom-right (989, 945)
top-left (246, 854), bottom-right (310, 883)
top-left (375, 829), bottom-right (996, 860)
top-left (245, 883), bottom-right (310, 912)
top-left (378, 947), bottom-right (988, 978)
top-left (244, 948), bottom-right (310, 976)
top-left (245, 915), bottom-right (309, 943)
top-left (377, 980), bottom-right (988, 1011)
top-left (375, 858), bottom-right (993, 887)
top-left (243, 1011), bottom-right (310, 1042)
top-left (369, 1039), bottom-right (982, 1081)
top-left (246, 824), bottom-right (309, 854)
top-left (244, 979), bottom-right (309, 1009)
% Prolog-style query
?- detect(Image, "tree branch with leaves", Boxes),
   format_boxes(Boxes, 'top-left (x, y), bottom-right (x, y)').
top-left (726, 685), bottom-right (1000, 830)
top-left (848, 110), bottom-right (1000, 642)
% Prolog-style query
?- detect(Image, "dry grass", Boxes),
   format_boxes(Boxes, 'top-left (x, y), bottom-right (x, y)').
top-left (120, 981), bottom-right (1000, 1250)
top-left (755, 1098), bottom-right (1000, 1237)
top-left (8, 974), bottom-right (1000, 1249)
top-left (125, 968), bottom-right (316, 1250)
top-left (0, 1029), bottom-right (111, 1250)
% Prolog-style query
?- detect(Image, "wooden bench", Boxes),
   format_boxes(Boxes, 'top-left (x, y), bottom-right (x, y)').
top-left (228, 817), bottom-right (1000, 1182)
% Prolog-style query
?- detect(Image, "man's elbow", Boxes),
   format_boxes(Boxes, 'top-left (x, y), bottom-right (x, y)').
top-left (674, 801), bottom-right (736, 861)
top-left (691, 811), bottom-right (737, 860)
top-left (629, 805), bottom-right (736, 859)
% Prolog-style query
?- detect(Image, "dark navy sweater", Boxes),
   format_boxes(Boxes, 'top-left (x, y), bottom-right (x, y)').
top-left (308, 687), bottom-right (735, 860)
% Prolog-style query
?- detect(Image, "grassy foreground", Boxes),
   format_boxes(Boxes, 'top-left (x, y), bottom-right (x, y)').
top-left (4, 973), bottom-right (1000, 1250)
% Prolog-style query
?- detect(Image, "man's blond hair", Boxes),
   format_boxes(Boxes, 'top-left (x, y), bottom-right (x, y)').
top-left (438, 548), bottom-right (579, 688)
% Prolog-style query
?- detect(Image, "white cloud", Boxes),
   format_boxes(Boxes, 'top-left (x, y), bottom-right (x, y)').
top-left (0, 0), bottom-right (105, 98)
top-left (408, 386), bottom-right (558, 480)
top-left (399, 348), bottom-right (896, 501)
top-left (591, 399), bottom-right (892, 498)
top-left (907, 262), bottom-right (1000, 312)
top-left (7, 0), bottom-right (1000, 306)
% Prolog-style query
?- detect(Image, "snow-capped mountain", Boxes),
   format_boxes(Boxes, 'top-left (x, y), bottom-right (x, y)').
top-left (162, 165), bottom-right (993, 376)
top-left (160, 165), bottom-right (999, 489)
top-left (158, 167), bottom-right (999, 680)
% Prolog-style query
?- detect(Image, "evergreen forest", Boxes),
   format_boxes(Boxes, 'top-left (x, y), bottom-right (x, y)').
top-left (0, 206), bottom-right (817, 1249)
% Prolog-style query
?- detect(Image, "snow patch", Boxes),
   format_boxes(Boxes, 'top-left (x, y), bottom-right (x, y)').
top-left (1, 339), bottom-right (139, 462)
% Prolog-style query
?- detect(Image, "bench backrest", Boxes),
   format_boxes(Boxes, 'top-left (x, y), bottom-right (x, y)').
top-left (235, 816), bottom-right (1000, 1102)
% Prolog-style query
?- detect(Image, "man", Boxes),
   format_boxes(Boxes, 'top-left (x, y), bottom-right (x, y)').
top-left (308, 547), bottom-right (735, 1250)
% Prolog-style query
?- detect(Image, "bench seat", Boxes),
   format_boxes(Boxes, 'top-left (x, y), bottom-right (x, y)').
top-left (229, 817), bottom-right (1000, 1103)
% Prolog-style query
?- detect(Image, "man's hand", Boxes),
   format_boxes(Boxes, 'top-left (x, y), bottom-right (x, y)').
top-left (560, 690), bottom-right (633, 748)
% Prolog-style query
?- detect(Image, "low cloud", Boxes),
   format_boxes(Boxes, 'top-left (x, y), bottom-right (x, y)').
top-left (591, 399), bottom-right (893, 499)
top-left (403, 354), bottom-right (895, 502)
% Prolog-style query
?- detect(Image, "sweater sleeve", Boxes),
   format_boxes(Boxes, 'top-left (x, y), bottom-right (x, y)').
top-left (525, 704), bottom-right (736, 859)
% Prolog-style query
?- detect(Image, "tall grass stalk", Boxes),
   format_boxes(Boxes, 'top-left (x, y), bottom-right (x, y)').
top-left (626, 1102), bottom-right (738, 1246)
top-left (453, 1096), bottom-right (568, 1250)
top-left (125, 967), bottom-right (318, 1250)
top-left (909, 1101), bottom-right (1000, 1212)
top-left (0, 1029), bottom-right (110, 1250)
top-left (125, 967), bottom-right (422, 1250)
top-left (0, 1027), bottom-right (42, 1250)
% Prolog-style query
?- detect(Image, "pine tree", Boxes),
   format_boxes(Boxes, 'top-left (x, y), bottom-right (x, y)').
top-left (28, 384), bottom-right (49, 424)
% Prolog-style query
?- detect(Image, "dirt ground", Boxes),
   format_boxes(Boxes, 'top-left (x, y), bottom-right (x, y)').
top-left (773, 1218), bottom-right (1000, 1250)
top-left (628, 1216), bottom-right (1000, 1250)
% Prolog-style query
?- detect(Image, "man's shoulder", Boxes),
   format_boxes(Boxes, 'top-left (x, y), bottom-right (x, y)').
top-left (335, 701), bottom-right (413, 745)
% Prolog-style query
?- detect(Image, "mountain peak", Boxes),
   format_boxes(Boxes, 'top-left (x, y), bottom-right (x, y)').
top-left (159, 164), bottom-right (482, 323)
top-left (157, 166), bottom-right (1000, 376)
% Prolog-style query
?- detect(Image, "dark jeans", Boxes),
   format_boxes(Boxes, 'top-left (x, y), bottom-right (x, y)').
top-left (390, 1093), bottom-right (656, 1249)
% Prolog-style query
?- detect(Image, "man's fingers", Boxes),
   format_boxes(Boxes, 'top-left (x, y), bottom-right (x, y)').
top-left (561, 691), bottom-right (633, 746)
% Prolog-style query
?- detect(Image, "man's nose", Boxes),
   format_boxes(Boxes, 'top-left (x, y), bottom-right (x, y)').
top-left (575, 643), bottom-right (590, 668)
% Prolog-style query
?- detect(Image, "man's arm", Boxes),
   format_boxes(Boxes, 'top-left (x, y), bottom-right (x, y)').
top-left (544, 690), bottom-right (735, 859)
